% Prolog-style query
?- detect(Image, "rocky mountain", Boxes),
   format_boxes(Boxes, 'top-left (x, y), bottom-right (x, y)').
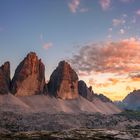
top-left (48, 61), bottom-right (79, 99)
top-left (78, 80), bottom-right (94, 101)
top-left (78, 80), bottom-right (112, 103)
top-left (0, 52), bottom-right (121, 115)
top-left (95, 94), bottom-right (112, 103)
top-left (11, 52), bottom-right (45, 96)
top-left (122, 89), bottom-right (140, 110)
top-left (0, 62), bottom-right (11, 94)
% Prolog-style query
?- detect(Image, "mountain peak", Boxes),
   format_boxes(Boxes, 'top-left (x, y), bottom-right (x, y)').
top-left (48, 61), bottom-right (79, 99)
top-left (11, 52), bottom-right (45, 96)
top-left (119, 89), bottom-right (140, 110)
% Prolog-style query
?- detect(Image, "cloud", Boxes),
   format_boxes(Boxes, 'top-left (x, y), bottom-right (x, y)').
top-left (126, 86), bottom-right (136, 91)
top-left (79, 71), bottom-right (89, 77)
top-left (88, 77), bottom-right (119, 88)
top-left (132, 16), bottom-right (136, 23)
top-left (112, 18), bottom-right (125, 26)
top-left (108, 28), bottom-right (112, 32)
top-left (129, 73), bottom-right (140, 81)
top-left (79, 8), bottom-right (89, 13)
top-left (88, 78), bottom-right (96, 86)
top-left (69, 38), bottom-right (140, 76)
top-left (40, 33), bottom-right (52, 51)
top-left (68, 0), bottom-right (80, 13)
top-left (126, 86), bottom-right (131, 91)
top-left (119, 29), bottom-right (125, 34)
top-left (120, 0), bottom-right (134, 3)
top-left (136, 10), bottom-right (140, 16)
top-left (108, 78), bottom-right (119, 85)
top-left (68, 0), bottom-right (88, 13)
top-left (43, 42), bottom-right (53, 50)
top-left (99, 0), bottom-right (111, 10)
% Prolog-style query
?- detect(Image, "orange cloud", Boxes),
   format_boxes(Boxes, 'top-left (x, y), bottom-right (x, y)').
top-left (90, 78), bottom-right (119, 88)
top-left (70, 37), bottom-right (140, 76)
top-left (79, 72), bottom-right (89, 77)
top-left (129, 74), bottom-right (140, 82)
top-left (125, 86), bottom-right (136, 91)
top-left (108, 78), bottom-right (119, 85)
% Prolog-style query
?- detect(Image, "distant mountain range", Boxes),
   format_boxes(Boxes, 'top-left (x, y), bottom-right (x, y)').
top-left (115, 90), bottom-right (140, 111)
top-left (0, 52), bottom-right (121, 114)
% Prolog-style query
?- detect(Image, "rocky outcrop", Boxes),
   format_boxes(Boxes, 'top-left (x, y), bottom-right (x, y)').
top-left (97, 94), bottom-right (112, 103)
top-left (78, 80), bottom-right (93, 101)
top-left (48, 61), bottom-right (79, 99)
top-left (78, 80), bottom-right (112, 103)
top-left (0, 62), bottom-right (11, 94)
top-left (11, 52), bottom-right (45, 96)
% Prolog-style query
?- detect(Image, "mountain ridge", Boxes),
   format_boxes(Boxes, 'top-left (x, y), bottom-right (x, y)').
top-left (0, 52), bottom-right (121, 114)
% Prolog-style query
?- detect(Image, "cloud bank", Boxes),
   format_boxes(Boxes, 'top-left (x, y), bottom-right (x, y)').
top-left (70, 38), bottom-right (140, 77)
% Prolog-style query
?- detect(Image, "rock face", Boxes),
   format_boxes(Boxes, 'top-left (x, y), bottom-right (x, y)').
top-left (78, 80), bottom-right (112, 103)
top-left (48, 61), bottom-right (79, 99)
top-left (122, 89), bottom-right (140, 110)
top-left (0, 62), bottom-right (11, 94)
top-left (78, 80), bottom-right (93, 101)
top-left (11, 52), bottom-right (45, 96)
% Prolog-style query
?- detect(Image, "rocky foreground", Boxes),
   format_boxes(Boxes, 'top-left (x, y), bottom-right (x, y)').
top-left (0, 111), bottom-right (140, 140)
top-left (1, 128), bottom-right (140, 140)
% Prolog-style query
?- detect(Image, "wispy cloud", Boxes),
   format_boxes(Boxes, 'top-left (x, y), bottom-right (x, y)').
top-left (68, 0), bottom-right (80, 13)
top-left (136, 9), bottom-right (140, 16)
top-left (112, 18), bottom-right (126, 26)
top-left (120, 0), bottom-right (134, 3)
top-left (68, 0), bottom-right (88, 13)
top-left (126, 86), bottom-right (136, 91)
top-left (70, 38), bottom-right (140, 76)
top-left (40, 33), bottom-right (52, 51)
top-left (132, 16), bottom-right (136, 23)
top-left (99, 0), bottom-right (111, 10)
top-left (119, 28), bottom-right (125, 34)
top-left (79, 7), bottom-right (89, 13)
top-left (88, 77), bottom-right (120, 89)
top-left (43, 42), bottom-right (53, 50)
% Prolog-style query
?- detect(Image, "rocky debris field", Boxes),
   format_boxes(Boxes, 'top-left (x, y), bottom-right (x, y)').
top-left (0, 111), bottom-right (140, 139)
top-left (0, 128), bottom-right (140, 140)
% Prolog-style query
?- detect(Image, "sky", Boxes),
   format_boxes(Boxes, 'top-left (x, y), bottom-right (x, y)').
top-left (0, 0), bottom-right (140, 101)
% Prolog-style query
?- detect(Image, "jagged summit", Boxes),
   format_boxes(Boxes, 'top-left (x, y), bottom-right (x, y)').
top-left (0, 61), bottom-right (11, 94)
top-left (48, 60), bottom-right (79, 99)
top-left (11, 52), bottom-right (45, 96)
